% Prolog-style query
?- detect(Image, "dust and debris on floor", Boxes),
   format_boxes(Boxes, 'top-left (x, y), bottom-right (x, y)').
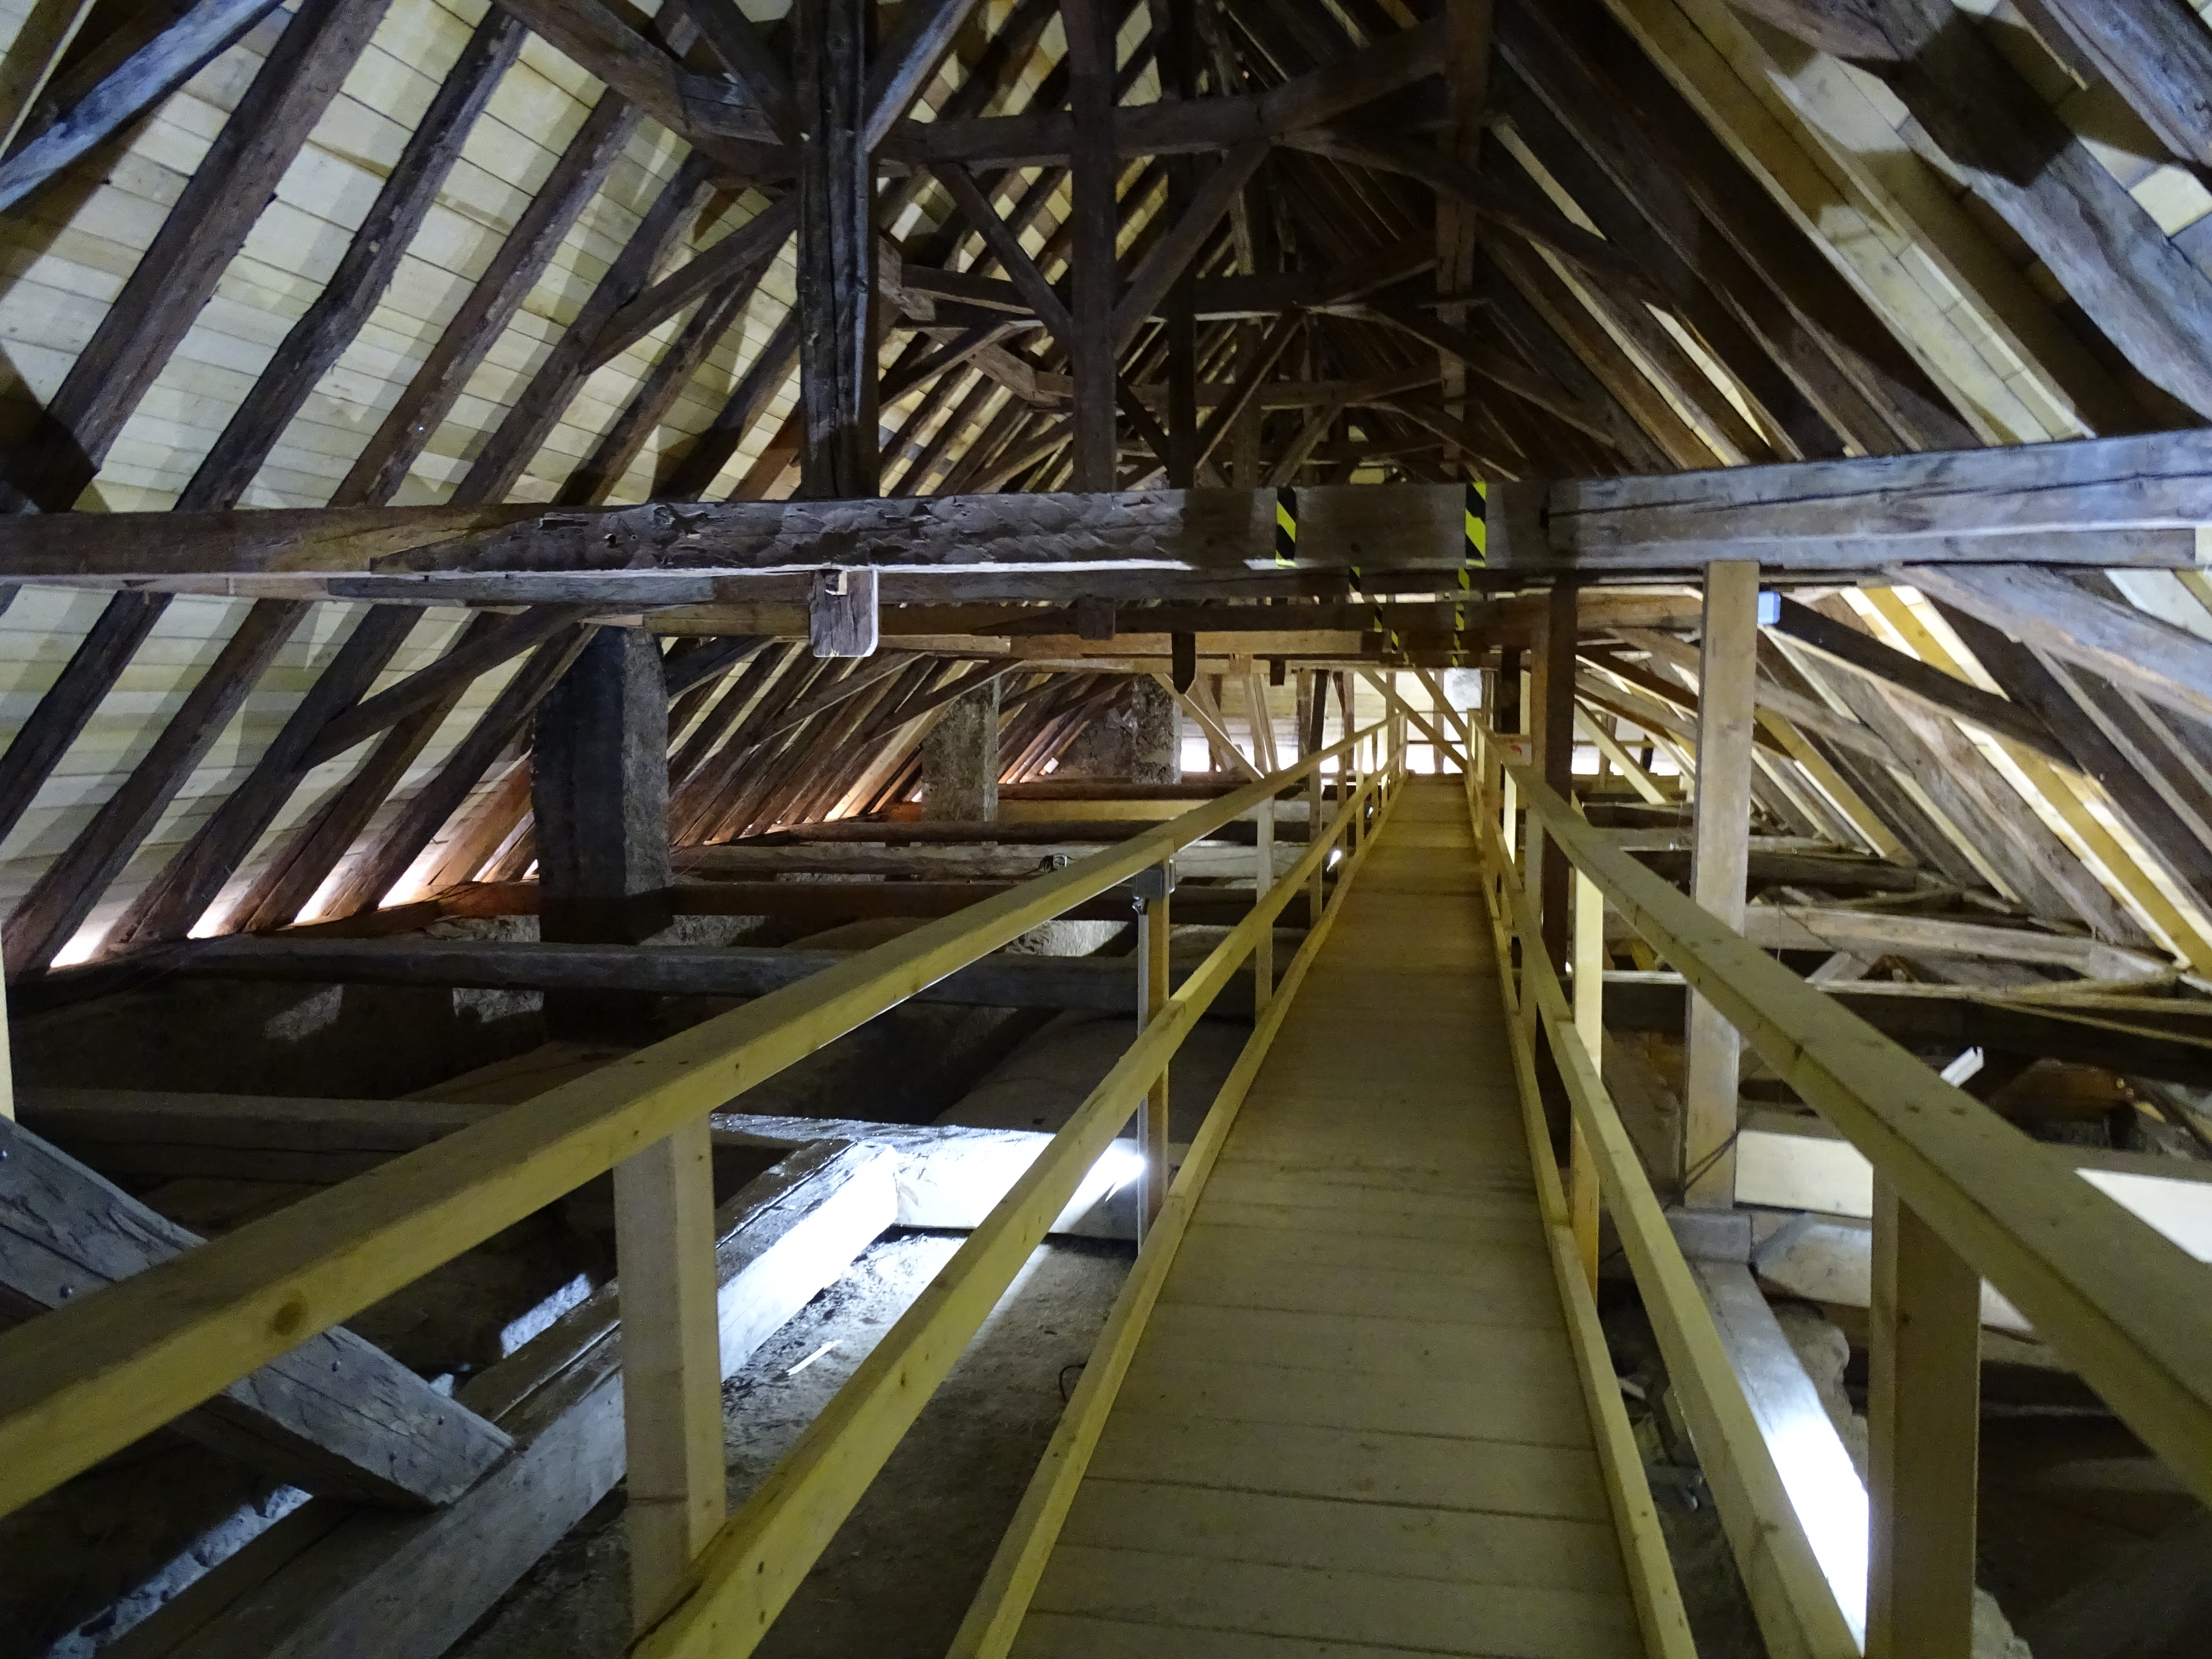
top-left (450, 1229), bottom-right (1132, 1659)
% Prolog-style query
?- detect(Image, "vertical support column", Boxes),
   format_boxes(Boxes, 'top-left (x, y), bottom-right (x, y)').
top-left (1160, 0), bottom-right (1197, 486)
top-left (796, 0), bottom-right (877, 499)
top-left (1134, 862), bottom-right (1174, 1237)
top-left (1064, 0), bottom-right (1118, 489)
top-left (1867, 1178), bottom-right (1981, 1659)
top-left (1496, 645), bottom-right (1522, 865)
top-left (1569, 870), bottom-right (1604, 1293)
top-left (614, 1116), bottom-right (725, 1630)
top-left (1682, 561), bottom-right (1759, 1208)
top-left (1528, 582), bottom-right (1577, 973)
top-left (1129, 673), bottom-right (1181, 784)
top-left (921, 678), bottom-right (1000, 820)
top-left (535, 627), bottom-right (672, 1040)
top-left (535, 627), bottom-right (719, 1627)
top-left (1254, 793), bottom-right (1275, 1012)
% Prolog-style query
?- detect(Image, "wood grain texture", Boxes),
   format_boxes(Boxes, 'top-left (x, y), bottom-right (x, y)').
top-left (1015, 786), bottom-right (1647, 1656)
top-left (0, 1115), bottom-right (509, 1508)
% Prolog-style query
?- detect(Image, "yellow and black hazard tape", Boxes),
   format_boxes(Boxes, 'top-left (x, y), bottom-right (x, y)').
top-left (1453, 480), bottom-right (1488, 666)
top-left (1273, 486), bottom-right (1297, 568)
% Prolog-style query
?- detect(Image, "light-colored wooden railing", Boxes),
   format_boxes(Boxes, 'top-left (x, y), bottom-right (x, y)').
top-left (0, 719), bottom-right (1395, 1526)
top-left (1466, 722), bottom-right (2212, 1659)
top-left (628, 722), bottom-right (1406, 1657)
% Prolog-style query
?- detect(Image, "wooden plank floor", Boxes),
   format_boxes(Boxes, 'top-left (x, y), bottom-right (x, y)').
top-left (1014, 781), bottom-right (1643, 1659)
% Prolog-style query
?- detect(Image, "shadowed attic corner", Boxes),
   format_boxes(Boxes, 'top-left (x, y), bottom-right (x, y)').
top-left (0, 1), bottom-right (2211, 1657)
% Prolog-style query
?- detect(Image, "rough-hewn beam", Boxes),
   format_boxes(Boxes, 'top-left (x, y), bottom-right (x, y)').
top-left (303, 605), bottom-right (589, 767)
top-left (1749, 0), bottom-right (2212, 419)
top-left (0, 0), bottom-right (287, 215)
top-left (332, 91), bottom-right (641, 506)
top-left (0, 1117), bottom-right (509, 1507)
top-left (2, 600), bottom-right (306, 975)
top-left (97, 610), bottom-right (419, 953)
top-left (796, 0), bottom-right (877, 497)
top-left (0, 0), bottom-right (390, 510)
top-left (1903, 564), bottom-right (2212, 729)
top-left (0, 593), bottom-right (169, 847)
top-left (180, 9), bottom-right (524, 510)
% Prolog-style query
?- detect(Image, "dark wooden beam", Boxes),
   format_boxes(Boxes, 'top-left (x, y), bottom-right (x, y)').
top-left (302, 605), bottom-right (590, 767)
top-left (2, 601), bottom-right (306, 975)
top-left (796, 0), bottom-right (878, 497)
top-left (0, 1116), bottom-right (511, 1506)
top-left (178, 9), bottom-right (525, 510)
top-left (331, 90), bottom-right (641, 506)
top-left (0, 0), bottom-right (288, 215)
top-left (0, 593), bottom-right (169, 847)
top-left (1769, 596), bottom-right (2065, 761)
top-left (318, 629), bottom-right (594, 920)
top-left (95, 611), bottom-right (416, 954)
top-left (1752, 0), bottom-right (2212, 421)
top-left (452, 152), bottom-right (717, 505)
top-left (0, 0), bottom-right (390, 510)
top-left (534, 628), bottom-right (673, 1036)
top-left (1904, 563), bottom-right (2212, 729)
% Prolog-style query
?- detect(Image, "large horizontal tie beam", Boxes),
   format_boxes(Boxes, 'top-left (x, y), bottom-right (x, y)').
top-left (11, 432), bottom-right (2212, 583)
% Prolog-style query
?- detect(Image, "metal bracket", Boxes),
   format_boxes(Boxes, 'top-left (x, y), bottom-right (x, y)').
top-left (1126, 860), bottom-right (1177, 904)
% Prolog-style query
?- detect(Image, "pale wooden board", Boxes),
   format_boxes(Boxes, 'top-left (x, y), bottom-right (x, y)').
top-left (1057, 1479), bottom-right (1630, 1595)
top-left (1159, 1236), bottom-right (1565, 1330)
top-left (1173, 1217), bottom-right (1551, 1281)
top-left (1187, 1197), bottom-right (1545, 1247)
top-left (1011, 1611), bottom-right (1446, 1658)
top-left (1028, 1545), bottom-right (1642, 1658)
top-left (1012, 790), bottom-right (1646, 1654)
top-left (1084, 1410), bottom-right (1615, 1523)
top-left (1133, 1301), bottom-right (1579, 1381)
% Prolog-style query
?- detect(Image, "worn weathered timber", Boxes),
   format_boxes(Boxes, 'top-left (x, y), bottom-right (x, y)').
top-left (0, 1116), bottom-right (509, 1507)
top-left (3, 600), bottom-right (306, 975)
top-left (1602, 971), bottom-right (2212, 1086)
top-left (331, 89), bottom-right (642, 506)
top-left (100, 1142), bottom-right (895, 1659)
top-left (178, 8), bottom-right (525, 510)
top-left (0, 0), bottom-right (390, 510)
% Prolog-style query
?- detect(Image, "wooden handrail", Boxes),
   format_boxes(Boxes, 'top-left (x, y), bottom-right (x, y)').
top-left (1471, 764), bottom-right (1857, 1658)
top-left (1471, 725), bottom-right (2212, 1511)
top-left (944, 751), bottom-right (1408, 1659)
top-left (0, 722), bottom-right (1388, 1520)
top-left (630, 743), bottom-right (1403, 1658)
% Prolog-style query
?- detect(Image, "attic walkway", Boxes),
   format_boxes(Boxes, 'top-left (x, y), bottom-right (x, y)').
top-left (1010, 782), bottom-right (1645, 1657)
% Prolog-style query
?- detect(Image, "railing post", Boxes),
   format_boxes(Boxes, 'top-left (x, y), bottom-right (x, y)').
top-left (1133, 860), bottom-right (1175, 1238)
top-left (1254, 793), bottom-right (1275, 1013)
top-left (1569, 870), bottom-right (1605, 1294)
top-left (1868, 1176), bottom-right (1981, 1659)
top-left (1682, 559), bottom-right (1760, 1208)
top-left (613, 1118), bottom-right (727, 1629)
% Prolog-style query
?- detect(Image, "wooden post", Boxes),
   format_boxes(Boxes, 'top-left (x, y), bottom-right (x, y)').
top-left (1530, 582), bottom-right (1578, 974)
top-left (795, 0), bottom-right (876, 498)
top-left (614, 1116), bottom-right (726, 1630)
top-left (1867, 1176), bottom-right (1982, 1659)
top-left (535, 627), bottom-right (672, 1041)
top-left (1569, 870), bottom-right (1604, 1293)
top-left (1064, 0), bottom-right (1117, 489)
top-left (1254, 793), bottom-right (1275, 1013)
top-left (1134, 864), bottom-right (1173, 1237)
top-left (1682, 561), bottom-right (1759, 1208)
top-left (921, 678), bottom-right (1001, 820)
top-left (1128, 673), bottom-right (1180, 784)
